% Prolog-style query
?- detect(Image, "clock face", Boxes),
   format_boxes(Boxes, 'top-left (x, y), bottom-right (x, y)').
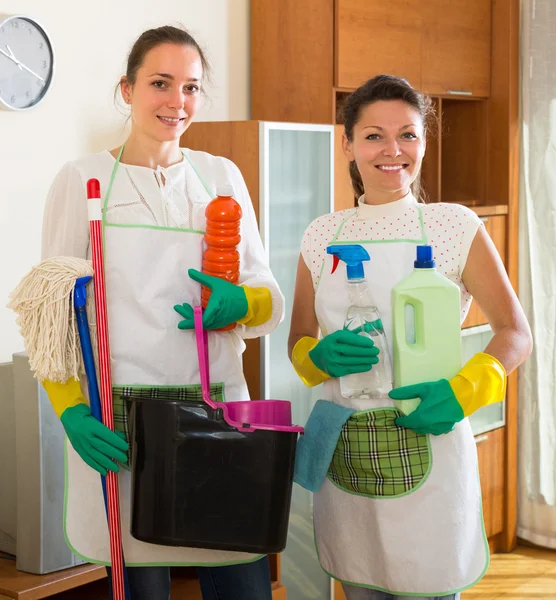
top-left (0, 15), bottom-right (54, 110)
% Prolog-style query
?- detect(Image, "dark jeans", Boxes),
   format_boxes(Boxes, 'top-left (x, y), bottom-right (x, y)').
top-left (106, 556), bottom-right (272, 600)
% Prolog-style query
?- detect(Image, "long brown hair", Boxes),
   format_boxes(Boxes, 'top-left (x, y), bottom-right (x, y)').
top-left (115, 25), bottom-right (212, 104)
top-left (342, 75), bottom-right (435, 204)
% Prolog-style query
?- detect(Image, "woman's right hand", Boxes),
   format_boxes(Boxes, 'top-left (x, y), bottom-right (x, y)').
top-left (308, 330), bottom-right (379, 378)
top-left (60, 404), bottom-right (129, 475)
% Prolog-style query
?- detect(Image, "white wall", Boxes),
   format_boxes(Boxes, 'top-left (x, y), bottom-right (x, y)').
top-left (0, 0), bottom-right (250, 361)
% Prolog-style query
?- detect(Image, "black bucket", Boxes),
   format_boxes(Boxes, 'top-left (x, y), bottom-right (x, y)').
top-left (128, 396), bottom-right (299, 553)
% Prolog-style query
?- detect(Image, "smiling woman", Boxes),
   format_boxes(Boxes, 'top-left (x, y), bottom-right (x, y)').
top-left (287, 74), bottom-right (531, 600)
top-left (38, 24), bottom-right (283, 600)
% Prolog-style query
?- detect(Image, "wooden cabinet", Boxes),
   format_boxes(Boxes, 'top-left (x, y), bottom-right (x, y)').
top-left (336, 0), bottom-right (491, 96)
top-left (476, 428), bottom-right (505, 539)
top-left (335, 0), bottom-right (423, 90)
top-left (462, 213), bottom-right (507, 328)
top-left (421, 0), bottom-right (492, 97)
top-left (251, 0), bottom-right (334, 124)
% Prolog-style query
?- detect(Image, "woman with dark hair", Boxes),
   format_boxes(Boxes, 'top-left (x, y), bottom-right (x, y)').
top-left (40, 25), bottom-right (281, 600)
top-left (288, 75), bottom-right (532, 599)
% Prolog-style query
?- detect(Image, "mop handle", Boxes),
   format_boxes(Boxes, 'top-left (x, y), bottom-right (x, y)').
top-left (87, 178), bottom-right (127, 600)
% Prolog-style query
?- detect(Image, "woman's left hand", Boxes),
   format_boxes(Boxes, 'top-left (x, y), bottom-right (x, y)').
top-left (174, 269), bottom-right (248, 330)
top-left (389, 352), bottom-right (507, 436)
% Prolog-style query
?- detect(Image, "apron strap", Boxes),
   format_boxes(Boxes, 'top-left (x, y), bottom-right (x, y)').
top-left (103, 146), bottom-right (214, 221)
top-left (182, 150), bottom-right (214, 199)
top-left (102, 145), bottom-right (124, 222)
top-left (416, 204), bottom-right (428, 245)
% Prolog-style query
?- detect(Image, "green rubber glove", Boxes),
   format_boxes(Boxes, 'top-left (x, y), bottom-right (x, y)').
top-left (60, 404), bottom-right (129, 475)
top-left (308, 330), bottom-right (380, 378)
top-left (174, 269), bottom-right (248, 330)
top-left (389, 380), bottom-right (464, 436)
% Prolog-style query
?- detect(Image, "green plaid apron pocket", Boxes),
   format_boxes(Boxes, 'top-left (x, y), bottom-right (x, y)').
top-left (328, 408), bottom-right (431, 498)
top-left (112, 383), bottom-right (225, 470)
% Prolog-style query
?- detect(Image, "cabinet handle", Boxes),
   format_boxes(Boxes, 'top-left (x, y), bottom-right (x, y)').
top-left (446, 90), bottom-right (473, 96)
top-left (480, 217), bottom-right (489, 223)
top-left (475, 434), bottom-right (489, 444)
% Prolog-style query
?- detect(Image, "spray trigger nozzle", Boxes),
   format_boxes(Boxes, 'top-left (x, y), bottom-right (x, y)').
top-left (327, 244), bottom-right (370, 280)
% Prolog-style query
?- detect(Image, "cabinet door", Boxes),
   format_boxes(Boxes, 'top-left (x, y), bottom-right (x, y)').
top-left (462, 215), bottom-right (506, 328)
top-left (421, 0), bottom-right (491, 97)
top-left (335, 0), bottom-right (422, 90)
top-left (476, 427), bottom-right (505, 538)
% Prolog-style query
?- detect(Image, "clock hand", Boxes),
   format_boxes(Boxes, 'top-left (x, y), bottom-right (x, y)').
top-left (16, 61), bottom-right (45, 82)
top-left (2, 45), bottom-right (45, 82)
top-left (0, 46), bottom-right (19, 65)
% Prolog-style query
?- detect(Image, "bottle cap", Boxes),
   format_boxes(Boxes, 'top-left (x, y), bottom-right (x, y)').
top-left (217, 184), bottom-right (234, 197)
top-left (414, 245), bottom-right (436, 269)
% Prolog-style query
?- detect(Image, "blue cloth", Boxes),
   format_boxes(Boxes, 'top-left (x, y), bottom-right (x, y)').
top-left (294, 399), bottom-right (356, 493)
top-left (106, 557), bottom-right (272, 600)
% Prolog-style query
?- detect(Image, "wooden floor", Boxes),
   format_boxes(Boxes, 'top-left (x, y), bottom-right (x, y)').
top-left (463, 546), bottom-right (556, 599)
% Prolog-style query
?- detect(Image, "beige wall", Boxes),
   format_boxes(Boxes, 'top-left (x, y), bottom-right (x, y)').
top-left (0, 0), bottom-right (250, 361)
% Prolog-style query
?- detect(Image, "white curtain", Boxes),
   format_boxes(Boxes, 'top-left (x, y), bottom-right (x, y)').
top-left (517, 0), bottom-right (556, 547)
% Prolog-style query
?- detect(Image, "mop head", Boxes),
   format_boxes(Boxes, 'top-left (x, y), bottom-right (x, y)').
top-left (8, 256), bottom-right (96, 383)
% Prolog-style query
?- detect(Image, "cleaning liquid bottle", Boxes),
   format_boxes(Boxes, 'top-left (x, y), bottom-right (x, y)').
top-left (202, 184), bottom-right (242, 331)
top-left (392, 245), bottom-right (462, 415)
top-left (327, 244), bottom-right (393, 399)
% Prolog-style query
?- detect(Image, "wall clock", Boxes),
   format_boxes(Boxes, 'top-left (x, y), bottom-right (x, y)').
top-left (0, 14), bottom-right (54, 111)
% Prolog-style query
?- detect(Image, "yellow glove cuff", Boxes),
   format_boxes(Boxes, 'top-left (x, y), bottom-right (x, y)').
top-left (237, 285), bottom-right (273, 327)
top-left (42, 378), bottom-right (87, 419)
top-left (449, 352), bottom-right (507, 417)
top-left (292, 336), bottom-right (331, 387)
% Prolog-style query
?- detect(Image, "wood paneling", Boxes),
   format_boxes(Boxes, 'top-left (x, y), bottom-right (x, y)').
top-left (251, 0), bottom-right (334, 124)
top-left (420, 97), bottom-right (442, 202)
top-left (462, 214), bottom-right (507, 329)
top-left (335, 0), bottom-right (422, 90)
top-left (334, 124), bottom-right (355, 211)
top-left (441, 100), bottom-right (487, 206)
top-left (421, 0), bottom-right (491, 97)
top-left (476, 427), bottom-right (505, 539)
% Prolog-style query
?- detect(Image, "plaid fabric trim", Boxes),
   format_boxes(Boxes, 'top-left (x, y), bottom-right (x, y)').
top-left (328, 408), bottom-right (431, 497)
top-left (112, 383), bottom-right (225, 469)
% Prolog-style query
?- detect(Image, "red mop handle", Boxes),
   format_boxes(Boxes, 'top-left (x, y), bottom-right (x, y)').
top-left (87, 178), bottom-right (126, 600)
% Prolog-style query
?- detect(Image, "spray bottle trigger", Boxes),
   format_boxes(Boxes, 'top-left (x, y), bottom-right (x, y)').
top-left (331, 255), bottom-right (340, 274)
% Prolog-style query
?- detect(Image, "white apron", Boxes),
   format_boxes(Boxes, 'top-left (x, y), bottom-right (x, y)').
top-left (312, 207), bottom-right (489, 595)
top-left (64, 147), bottom-right (262, 566)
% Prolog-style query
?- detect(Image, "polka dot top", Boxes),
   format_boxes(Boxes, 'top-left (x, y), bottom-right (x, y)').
top-left (301, 192), bottom-right (483, 321)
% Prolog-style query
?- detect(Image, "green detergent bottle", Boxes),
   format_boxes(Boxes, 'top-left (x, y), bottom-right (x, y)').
top-left (392, 245), bottom-right (462, 415)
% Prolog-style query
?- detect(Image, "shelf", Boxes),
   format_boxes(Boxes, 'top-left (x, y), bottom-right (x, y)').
top-left (471, 205), bottom-right (509, 217)
top-left (0, 559), bottom-right (106, 600)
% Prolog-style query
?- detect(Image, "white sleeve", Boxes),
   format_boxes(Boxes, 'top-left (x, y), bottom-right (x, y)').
top-left (41, 162), bottom-right (89, 260)
top-left (225, 159), bottom-right (285, 339)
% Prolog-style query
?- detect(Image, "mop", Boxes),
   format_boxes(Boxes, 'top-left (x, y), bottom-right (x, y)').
top-left (9, 188), bottom-right (129, 600)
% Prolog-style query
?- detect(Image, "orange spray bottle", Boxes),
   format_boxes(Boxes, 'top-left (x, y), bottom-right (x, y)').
top-left (202, 184), bottom-right (242, 331)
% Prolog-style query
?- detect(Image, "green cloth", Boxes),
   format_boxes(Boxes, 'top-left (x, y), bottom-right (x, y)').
top-left (308, 329), bottom-right (379, 378)
top-left (174, 269), bottom-right (248, 330)
top-left (329, 408), bottom-right (430, 497)
top-left (60, 403), bottom-right (129, 476)
top-left (389, 379), bottom-right (465, 436)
